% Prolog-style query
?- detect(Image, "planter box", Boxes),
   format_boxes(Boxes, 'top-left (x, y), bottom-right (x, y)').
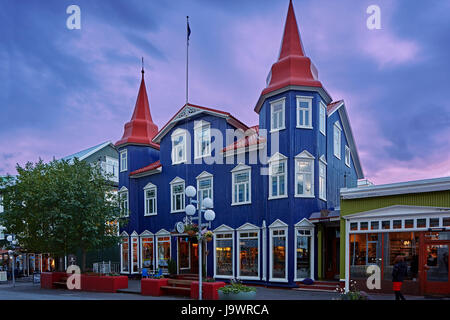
top-left (40, 272), bottom-right (67, 289)
top-left (218, 290), bottom-right (257, 300)
top-left (190, 281), bottom-right (226, 300)
top-left (141, 278), bottom-right (168, 296)
top-left (81, 275), bottom-right (128, 293)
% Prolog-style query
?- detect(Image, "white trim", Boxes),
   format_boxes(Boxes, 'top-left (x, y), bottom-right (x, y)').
top-left (294, 221), bottom-right (315, 281)
top-left (194, 120), bottom-right (211, 159)
top-left (171, 129), bottom-right (188, 164)
top-left (170, 177), bottom-right (185, 213)
top-left (130, 234), bottom-right (139, 274)
top-left (270, 97), bottom-right (286, 133)
top-left (156, 233), bottom-right (171, 274)
top-left (345, 145), bottom-right (351, 168)
top-left (140, 232), bottom-right (155, 271)
top-left (237, 226), bottom-right (260, 280)
top-left (295, 152), bottom-right (314, 198)
top-left (231, 165), bottom-right (252, 205)
top-left (269, 221), bottom-right (288, 282)
top-left (197, 173), bottom-right (214, 209)
top-left (319, 158), bottom-right (327, 202)
top-left (295, 150), bottom-right (315, 159)
top-left (119, 188), bottom-right (129, 217)
top-left (319, 101), bottom-right (326, 136)
top-left (268, 153), bottom-right (288, 200)
top-left (213, 226), bottom-right (235, 279)
top-left (333, 121), bottom-right (342, 160)
top-left (196, 171), bottom-right (213, 179)
top-left (296, 95), bottom-right (313, 129)
top-left (345, 219), bottom-right (350, 293)
top-left (120, 149), bottom-right (128, 172)
top-left (120, 235), bottom-right (130, 274)
top-left (144, 183), bottom-right (157, 216)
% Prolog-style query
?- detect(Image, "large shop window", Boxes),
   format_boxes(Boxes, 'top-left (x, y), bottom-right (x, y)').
top-left (157, 236), bottom-right (171, 273)
top-left (131, 237), bottom-right (139, 273)
top-left (296, 229), bottom-right (312, 279)
top-left (239, 231), bottom-right (259, 278)
top-left (121, 237), bottom-right (129, 273)
top-left (215, 233), bottom-right (233, 277)
top-left (271, 229), bottom-right (287, 281)
top-left (141, 237), bottom-right (154, 270)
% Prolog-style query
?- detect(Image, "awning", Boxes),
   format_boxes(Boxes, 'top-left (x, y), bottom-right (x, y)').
top-left (309, 209), bottom-right (340, 222)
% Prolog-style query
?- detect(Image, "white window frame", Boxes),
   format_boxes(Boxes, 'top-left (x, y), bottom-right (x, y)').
top-left (319, 101), bottom-right (326, 135)
top-left (213, 225), bottom-right (235, 279)
top-left (334, 122), bottom-right (342, 159)
top-left (120, 232), bottom-right (129, 274)
top-left (269, 220), bottom-right (288, 282)
top-left (155, 230), bottom-right (171, 274)
top-left (194, 121), bottom-right (211, 159)
top-left (294, 218), bottom-right (315, 281)
top-left (295, 151), bottom-right (315, 198)
top-left (319, 156), bottom-right (327, 201)
top-left (345, 145), bottom-right (351, 167)
top-left (270, 98), bottom-right (286, 132)
top-left (296, 96), bottom-right (313, 129)
top-left (171, 129), bottom-right (187, 164)
top-left (170, 177), bottom-right (185, 213)
top-left (143, 183), bottom-right (157, 216)
top-left (130, 232), bottom-right (139, 274)
top-left (120, 149), bottom-right (127, 172)
top-left (139, 231), bottom-right (154, 271)
top-left (268, 153), bottom-right (288, 200)
top-left (119, 186), bottom-right (129, 217)
top-left (196, 171), bottom-right (213, 209)
top-left (231, 164), bottom-right (251, 205)
top-left (237, 224), bottom-right (260, 280)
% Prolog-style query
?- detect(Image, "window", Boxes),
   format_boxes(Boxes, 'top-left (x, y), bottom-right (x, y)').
top-left (215, 233), bottom-right (234, 277)
top-left (140, 236), bottom-right (154, 270)
top-left (345, 146), bottom-right (351, 167)
top-left (295, 157), bottom-right (314, 197)
top-left (131, 236), bottom-right (139, 273)
top-left (232, 166), bottom-right (251, 205)
top-left (270, 228), bottom-right (288, 281)
top-left (296, 229), bottom-right (312, 280)
top-left (270, 98), bottom-right (285, 132)
top-left (319, 101), bottom-right (326, 135)
top-left (334, 122), bottom-right (342, 159)
top-left (319, 159), bottom-right (326, 201)
top-left (269, 157), bottom-right (287, 199)
top-left (238, 231), bottom-right (259, 279)
top-left (156, 236), bottom-right (171, 274)
top-left (121, 237), bottom-right (129, 273)
top-left (120, 149), bottom-right (127, 172)
top-left (171, 130), bottom-right (187, 164)
top-left (119, 189), bottom-right (129, 217)
top-left (194, 121), bottom-right (211, 158)
top-left (197, 175), bottom-right (213, 209)
top-left (0, 194), bottom-right (3, 213)
top-left (170, 179), bottom-right (185, 213)
top-left (297, 96), bottom-right (313, 129)
top-left (144, 184), bottom-right (157, 216)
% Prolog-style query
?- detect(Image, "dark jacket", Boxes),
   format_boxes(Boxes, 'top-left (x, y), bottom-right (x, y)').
top-left (392, 261), bottom-right (408, 282)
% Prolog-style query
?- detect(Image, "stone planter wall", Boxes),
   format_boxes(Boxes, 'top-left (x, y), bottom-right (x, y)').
top-left (40, 272), bottom-right (66, 289)
top-left (190, 281), bottom-right (226, 300)
top-left (141, 278), bottom-right (169, 296)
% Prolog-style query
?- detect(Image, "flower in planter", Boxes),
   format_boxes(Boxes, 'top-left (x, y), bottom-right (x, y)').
top-left (203, 230), bottom-right (213, 242)
top-left (218, 278), bottom-right (256, 294)
top-left (184, 223), bottom-right (199, 236)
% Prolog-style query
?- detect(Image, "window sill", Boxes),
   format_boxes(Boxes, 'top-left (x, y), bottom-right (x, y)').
top-left (120, 169), bottom-right (127, 173)
top-left (237, 276), bottom-right (260, 281)
top-left (144, 213), bottom-right (157, 217)
top-left (270, 127), bottom-right (285, 133)
top-left (231, 201), bottom-right (251, 206)
top-left (194, 154), bottom-right (212, 160)
top-left (334, 154), bottom-right (341, 160)
top-left (171, 210), bottom-right (185, 214)
top-left (269, 278), bottom-right (288, 283)
top-left (294, 194), bottom-right (315, 198)
top-left (268, 195), bottom-right (288, 200)
top-left (319, 197), bottom-right (327, 202)
top-left (214, 275), bottom-right (235, 279)
top-left (296, 125), bottom-right (313, 130)
top-left (172, 161), bottom-right (187, 165)
top-left (320, 130), bottom-right (326, 136)
top-left (345, 162), bottom-right (351, 168)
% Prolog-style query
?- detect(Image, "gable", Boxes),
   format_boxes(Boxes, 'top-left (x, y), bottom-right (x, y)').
top-left (295, 218), bottom-right (314, 228)
top-left (237, 222), bottom-right (259, 231)
top-left (344, 205), bottom-right (450, 221)
top-left (214, 224), bottom-right (234, 233)
top-left (140, 230), bottom-right (154, 236)
top-left (268, 219), bottom-right (288, 228)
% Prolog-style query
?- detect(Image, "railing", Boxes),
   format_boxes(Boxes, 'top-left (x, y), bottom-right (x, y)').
top-left (92, 261), bottom-right (120, 274)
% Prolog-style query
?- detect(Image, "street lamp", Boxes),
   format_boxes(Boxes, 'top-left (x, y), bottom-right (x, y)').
top-left (184, 185), bottom-right (215, 300)
top-left (6, 234), bottom-right (16, 287)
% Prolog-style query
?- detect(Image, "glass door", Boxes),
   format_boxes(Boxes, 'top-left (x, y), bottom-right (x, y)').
top-left (424, 243), bottom-right (449, 295)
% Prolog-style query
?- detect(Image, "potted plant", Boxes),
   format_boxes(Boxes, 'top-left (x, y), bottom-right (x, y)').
top-left (334, 280), bottom-right (370, 300)
top-left (167, 259), bottom-right (177, 278)
top-left (203, 230), bottom-right (213, 242)
top-left (218, 279), bottom-right (257, 300)
top-left (184, 224), bottom-right (198, 237)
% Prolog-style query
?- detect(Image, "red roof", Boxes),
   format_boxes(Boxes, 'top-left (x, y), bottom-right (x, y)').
top-left (130, 160), bottom-right (162, 176)
top-left (259, 0), bottom-right (324, 99)
top-left (327, 100), bottom-right (344, 114)
top-left (115, 70), bottom-right (159, 148)
top-left (222, 125), bottom-right (266, 152)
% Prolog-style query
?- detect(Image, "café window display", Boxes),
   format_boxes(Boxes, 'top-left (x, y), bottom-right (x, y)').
top-left (269, 221), bottom-right (288, 281)
top-left (383, 232), bottom-right (419, 281)
top-left (350, 233), bottom-right (382, 279)
top-left (121, 236), bottom-right (129, 273)
top-left (157, 235), bottom-right (171, 273)
top-left (140, 235), bottom-right (154, 271)
top-left (214, 232), bottom-right (234, 277)
top-left (238, 229), bottom-right (259, 279)
top-left (131, 235), bottom-right (139, 273)
top-left (296, 229), bottom-right (312, 279)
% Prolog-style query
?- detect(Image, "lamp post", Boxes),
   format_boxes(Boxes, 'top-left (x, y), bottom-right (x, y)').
top-left (185, 185), bottom-right (215, 300)
top-left (6, 234), bottom-right (17, 288)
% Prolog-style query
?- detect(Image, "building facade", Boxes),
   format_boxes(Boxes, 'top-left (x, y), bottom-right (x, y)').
top-left (340, 177), bottom-right (450, 295)
top-left (117, 1), bottom-right (364, 287)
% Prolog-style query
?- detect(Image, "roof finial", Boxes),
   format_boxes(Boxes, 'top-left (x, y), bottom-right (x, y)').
top-left (141, 57), bottom-right (145, 76)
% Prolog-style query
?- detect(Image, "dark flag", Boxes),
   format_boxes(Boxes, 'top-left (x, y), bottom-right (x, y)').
top-left (187, 16), bottom-right (191, 42)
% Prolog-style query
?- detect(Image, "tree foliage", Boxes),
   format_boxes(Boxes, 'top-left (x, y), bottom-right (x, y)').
top-left (0, 158), bottom-right (124, 270)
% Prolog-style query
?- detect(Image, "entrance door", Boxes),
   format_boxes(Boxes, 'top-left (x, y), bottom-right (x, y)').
top-left (423, 243), bottom-right (450, 295)
top-left (325, 227), bottom-right (340, 280)
top-left (178, 237), bottom-right (191, 273)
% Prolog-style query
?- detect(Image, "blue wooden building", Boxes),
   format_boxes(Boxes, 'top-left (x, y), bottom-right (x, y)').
top-left (116, 0), bottom-right (364, 287)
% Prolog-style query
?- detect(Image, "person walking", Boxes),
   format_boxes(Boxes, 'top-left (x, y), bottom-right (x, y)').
top-left (392, 255), bottom-right (408, 300)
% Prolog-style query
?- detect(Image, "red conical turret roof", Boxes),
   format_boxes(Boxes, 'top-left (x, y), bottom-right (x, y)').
top-left (115, 69), bottom-right (159, 148)
top-left (260, 0), bottom-right (324, 98)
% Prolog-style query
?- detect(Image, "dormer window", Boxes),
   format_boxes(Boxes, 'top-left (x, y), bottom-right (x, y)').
top-left (270, 98), bottom-right (285, 132)
top-left (333, 122), bottom-right (342, 159)
top-left (296, 96), bottom-right (313, 129)
top-left (120, 149), bottom-right (127, 172)
top-left (194, 121), bottom-right (211, 159)
top-left (171, 129), bottom-right (187, 164)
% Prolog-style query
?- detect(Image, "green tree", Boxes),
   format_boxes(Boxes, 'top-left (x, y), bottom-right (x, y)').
top-left (0, 158), bottom-right (124, 271)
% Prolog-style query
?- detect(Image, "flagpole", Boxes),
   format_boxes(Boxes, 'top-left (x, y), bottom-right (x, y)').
top-left (186, 16), bottom-right (189, 105)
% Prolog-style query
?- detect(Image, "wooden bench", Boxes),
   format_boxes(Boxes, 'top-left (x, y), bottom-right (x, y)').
top-left (160, 279), bottom-right (193, 296)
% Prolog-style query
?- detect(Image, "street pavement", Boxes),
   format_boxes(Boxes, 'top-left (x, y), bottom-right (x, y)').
top-left (0, 280), bottom-right (444, 300)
